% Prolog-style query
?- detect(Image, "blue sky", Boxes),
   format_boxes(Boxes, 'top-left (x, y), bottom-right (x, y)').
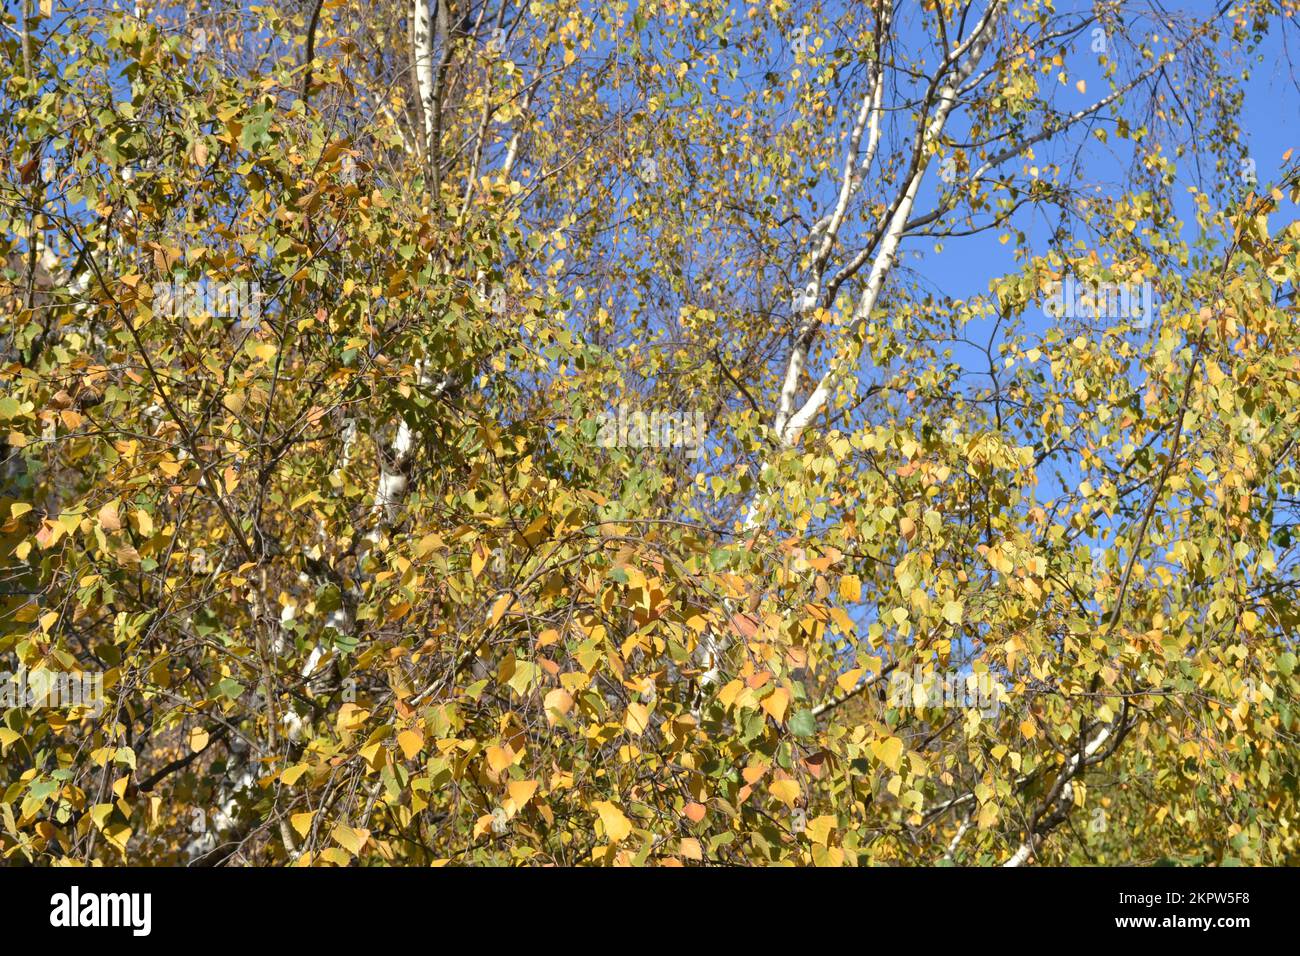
top-left (931, 3), bottom-right (1298, 357)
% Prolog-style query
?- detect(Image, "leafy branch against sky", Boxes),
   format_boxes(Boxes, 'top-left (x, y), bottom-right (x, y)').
top-left (1, 0), bottom-right (1299, 867)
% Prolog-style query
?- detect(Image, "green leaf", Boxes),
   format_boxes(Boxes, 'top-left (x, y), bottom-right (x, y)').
top-left (788, 709), bottom-right (816, 738)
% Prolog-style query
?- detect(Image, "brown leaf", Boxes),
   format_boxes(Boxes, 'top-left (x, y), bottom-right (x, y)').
top-left (97, 501), bottom-right (121, 533)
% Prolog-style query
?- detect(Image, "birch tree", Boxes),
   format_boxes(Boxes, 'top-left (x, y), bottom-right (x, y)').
top-left (2, 0), bottom-right (1300, 867)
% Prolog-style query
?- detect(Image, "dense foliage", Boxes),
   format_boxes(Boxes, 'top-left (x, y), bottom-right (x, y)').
top-left (2, 0), bottom-right (1299, 865)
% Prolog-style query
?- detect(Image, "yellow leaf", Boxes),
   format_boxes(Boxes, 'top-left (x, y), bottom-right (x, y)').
top-left (769, 778), bottom-right (801, 807)
top-left (717, 679), bottom-right (744, 709)
top-left (1076, 79), bottom-right (1086, 94)
top-left (331, 824), bottom-right (370, 856)
top-left (89, 803), bottom-right (115, 830)
top-left (829, 606), bottom-right (856, 635)
top-left (486, 744), bottom-right (515, 773)
top-left (761, 687), bottom-right (790, 723)
top-left (806, 814), bottom-right (837, 845)
top-left (188, 727), bottom-right (209, 752)
top-left (812, 845), bottom-right (844, 867)
top-left (290, 491), bottom-right (323, 511)
top-left (507, 779), bottom-right (539, 807)
top-left (248, 340), bottom-right (278, 363)
top-left (281, 763), bottom-right (311, 785)
top-left (942, 600), bottom-right (963, 625)
top-left (488, 593), bottom-right (513, 628)
top-left (290, 811), bottom-right (317, 838)
top-left (871, 735), bottom-right (903, 771)
top-left (336, 703), bottom-right (369, 733)
top-left (977, 802), bottom-right (999, 829)
top-left (414, 533), bottom-right (444, 557)
top-left (680, 837), bottom-right (703, 860)
top-left (1020, 719), bottom-right (1037, 740)
top-left (593, 800), bottom-right (632, 842)
top-left (397, 729), bottom-right (424, 759)
top-left (520, 514), bottom-right (549, 546)
top-left (103, 822), bottom-right (132, 859)
top-left (506, 659), bottom-right (536, 696)
top-left (625, 701), bottom-right (650, 736)
top-left (544, 687), bottom-right (573, 726)
top-left (623, 565), bottom-right (647, 591)
top-left (358, 741), bottom-right (384, 768)
top-left (97, 501), bottom-right (121, 532)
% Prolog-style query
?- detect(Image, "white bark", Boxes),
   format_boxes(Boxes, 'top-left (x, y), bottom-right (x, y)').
top-left (1002, 721), bottom-right (1115, 867)
top-left (773, 5), bottom-right (890, 439)
top-left (412, 0), bottom-right (436, 151)
top-left (777, 1), bottom-right (1004, 447)
top-left (942, 813), bottom-right (974, 863)
top-left (701, 3), bottom-right (1007, 702)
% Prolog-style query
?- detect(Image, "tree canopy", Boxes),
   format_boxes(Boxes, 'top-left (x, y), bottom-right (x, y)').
top-left (2, 0), bottom-right (1300, 866)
